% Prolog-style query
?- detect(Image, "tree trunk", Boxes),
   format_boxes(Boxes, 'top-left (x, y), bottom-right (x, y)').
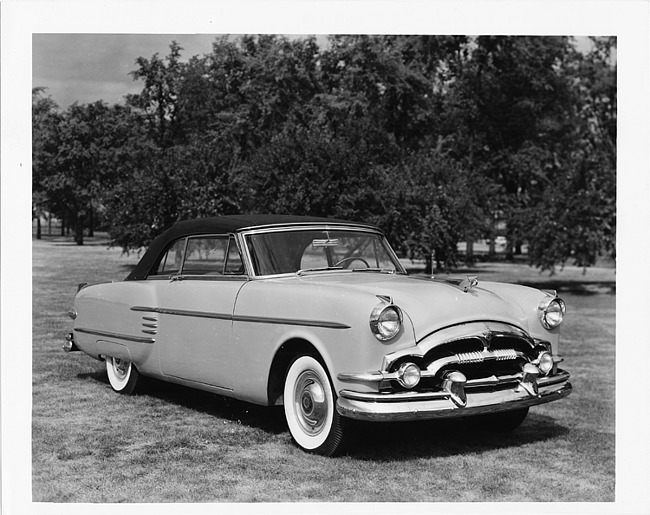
top-left (74, 213), bottom-right (84, 245)
top-left (36, 216), bottom-right (42, 239)
top-left (88, 203), bottom-right (94, 238)
top-left (465, 240), bottom-right (474, 265)
top-left (424, 254), bottom-right (433, 276)
top-left (505, 226), bottom-right (515, 261)
top-left (505, 240), bottom-right (514, 261)
top-left (435, 248), bottom-right (446, 271)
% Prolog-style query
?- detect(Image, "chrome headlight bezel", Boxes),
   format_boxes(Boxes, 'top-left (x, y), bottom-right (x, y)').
top-left (536, 350), bottom-right (554, 375)
top-left (370, 303), bottom-right (403, 341)
top-left (396, 362), bottom-right (421, 388)
top-left (538, 296), bottom-right (566, 330)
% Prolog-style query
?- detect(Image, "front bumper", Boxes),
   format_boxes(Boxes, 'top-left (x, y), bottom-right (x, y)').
top-left (336, 370), bottom-right (571, 422)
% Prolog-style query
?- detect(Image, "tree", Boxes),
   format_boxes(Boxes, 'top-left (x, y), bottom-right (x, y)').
top-left (525, 37), bottom-right (616, 269)
top-left (37, 101), bottom-right (143, 244)
top-left (34, 34), bottom-right (614, 271)
top-left (32, 88), bottom-right (61, 238)
top-left (388, 149), bottom-right (492, 271)
top-left (105, 142), bottom-right (242, 250)
top-left (127, 41), bottom-right (185, 148)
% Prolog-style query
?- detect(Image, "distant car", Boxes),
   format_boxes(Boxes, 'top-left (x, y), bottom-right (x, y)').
top-left (65, 215), bottom-right (571, 456)
top-left (494, 236), bottom-right (507, 247)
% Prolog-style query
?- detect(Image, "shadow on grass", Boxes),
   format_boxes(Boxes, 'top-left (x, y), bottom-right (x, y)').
top-left (344, 413), bottom-right (569, 460)
top-left (520, 282), bottom-right (615, 295)
top-left (77, 370), bottom-right (287, 434)
top-left (77, 369), bottom-right (568, 459)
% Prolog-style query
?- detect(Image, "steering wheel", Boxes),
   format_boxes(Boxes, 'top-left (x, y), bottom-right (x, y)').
top-left (333, 256), bottom-right (370, 269)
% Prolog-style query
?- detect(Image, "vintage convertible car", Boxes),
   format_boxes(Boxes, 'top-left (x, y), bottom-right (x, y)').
top-left (65, 215), bottom-right (571, 456)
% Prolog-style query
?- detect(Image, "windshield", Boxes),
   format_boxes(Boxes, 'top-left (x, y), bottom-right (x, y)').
top-left (245, 229), bottom-right (404, 276)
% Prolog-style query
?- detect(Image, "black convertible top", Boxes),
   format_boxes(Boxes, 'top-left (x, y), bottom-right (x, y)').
top-left (125, 214), bottom-right (374, 281)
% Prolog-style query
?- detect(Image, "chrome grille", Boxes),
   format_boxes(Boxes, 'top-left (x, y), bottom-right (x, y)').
top-left (419, 341), bottom-right (531, 385)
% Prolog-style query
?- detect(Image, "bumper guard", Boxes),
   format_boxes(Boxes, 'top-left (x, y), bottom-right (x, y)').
top-left (336, 369), bottom-right (571, 422)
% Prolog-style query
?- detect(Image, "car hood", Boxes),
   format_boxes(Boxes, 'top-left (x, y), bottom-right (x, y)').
top-left (290, 272), bottom-right (532, 341)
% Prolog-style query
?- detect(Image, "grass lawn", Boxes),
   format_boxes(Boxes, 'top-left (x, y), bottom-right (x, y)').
top-left (31, 235), bottom-right (616, 503)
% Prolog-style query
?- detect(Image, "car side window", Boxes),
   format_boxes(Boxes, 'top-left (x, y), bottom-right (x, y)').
top-left (155, 238), bottom-right (187, 276)
top-left (224, 237), bottom-right (244, 275)
top-left (182, 237), bottom-right (229, 275)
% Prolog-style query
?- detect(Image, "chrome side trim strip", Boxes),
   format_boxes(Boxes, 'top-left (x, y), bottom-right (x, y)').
top-left (130, 306), bottom-right (351, 330)
top-left (74, 327), bottom-right (155, 344)
top-left (233, 314), bottom-right (351, 329)
top-left (132, 306), bottom-right (231, 321)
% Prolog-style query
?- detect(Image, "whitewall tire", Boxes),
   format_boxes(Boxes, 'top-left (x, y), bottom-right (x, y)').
top-left (106, 357), bottom-right (140, 395)
top-left (283, 355), bottom-right (346, 456)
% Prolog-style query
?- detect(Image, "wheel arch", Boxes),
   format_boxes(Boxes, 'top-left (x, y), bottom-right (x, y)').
top-left (267, 337), bottom-right (331, 407)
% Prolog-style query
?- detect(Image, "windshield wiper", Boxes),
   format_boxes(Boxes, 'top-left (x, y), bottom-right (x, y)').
top-left (296, 266), bottom-right (344, 276)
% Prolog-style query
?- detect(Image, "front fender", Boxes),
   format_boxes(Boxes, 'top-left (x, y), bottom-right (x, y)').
top-left (228, 279), bottom-right (418, 403)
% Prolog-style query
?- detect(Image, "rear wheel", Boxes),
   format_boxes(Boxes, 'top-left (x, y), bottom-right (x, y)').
top-left (283, 355), bottom-right (346, 456)
top-left (106, 357), bottom-right (140, 395)
top-left (472, 407), bottom-right (529, 432)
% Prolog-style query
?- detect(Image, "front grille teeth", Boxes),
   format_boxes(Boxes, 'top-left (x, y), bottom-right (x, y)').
top-left (453, 351), bottom-right (484, 364)
top-left (451, 348), bottom-right (521, 365)
top-left (423, 348), bottom-right (525, 381)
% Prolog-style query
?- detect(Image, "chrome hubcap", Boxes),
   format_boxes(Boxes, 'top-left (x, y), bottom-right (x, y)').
top-left (294, 371), bottom-right (328, 435)
top-left (112, 358), bottom-right (130, 380)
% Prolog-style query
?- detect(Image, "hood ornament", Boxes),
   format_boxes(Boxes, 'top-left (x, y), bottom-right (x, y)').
top-left (431, 275), bottom-right (479, 292)
top-left (459, 275), bottom-right (479, 292)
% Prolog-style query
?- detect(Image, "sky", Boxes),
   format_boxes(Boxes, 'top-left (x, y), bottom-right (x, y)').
top-left (33, 34), bottom-right (225, 107)
top-left (33, 33), bottom-right (594, 110)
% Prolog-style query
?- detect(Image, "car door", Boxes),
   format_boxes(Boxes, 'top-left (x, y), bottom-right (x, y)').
top-left (155, 234), bottom-right (247, 390)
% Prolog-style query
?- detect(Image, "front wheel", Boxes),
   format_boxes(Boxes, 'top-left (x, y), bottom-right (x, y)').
top-left (283, 355), bottom-right (346, 456)
top-left (106, 357), bottom-right (140, 395)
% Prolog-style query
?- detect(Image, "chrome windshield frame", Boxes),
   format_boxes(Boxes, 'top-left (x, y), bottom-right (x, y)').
top-left (236, 224), bottom-right (406, 279)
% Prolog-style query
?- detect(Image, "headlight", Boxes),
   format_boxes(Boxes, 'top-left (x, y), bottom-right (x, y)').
top-left (538, 297), bottom-right (566, 329)
top-left (370, 303), bottom-right (402, 341)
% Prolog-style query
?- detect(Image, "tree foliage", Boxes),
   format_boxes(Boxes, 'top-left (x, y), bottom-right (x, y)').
top-left (33, 35), bottom-right (616, 270)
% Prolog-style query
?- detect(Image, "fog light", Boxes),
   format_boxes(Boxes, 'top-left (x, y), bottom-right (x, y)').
top-left (538, 351), bottom-right (554, 375)
top-left (397, 362), bottom-right (421, 389)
